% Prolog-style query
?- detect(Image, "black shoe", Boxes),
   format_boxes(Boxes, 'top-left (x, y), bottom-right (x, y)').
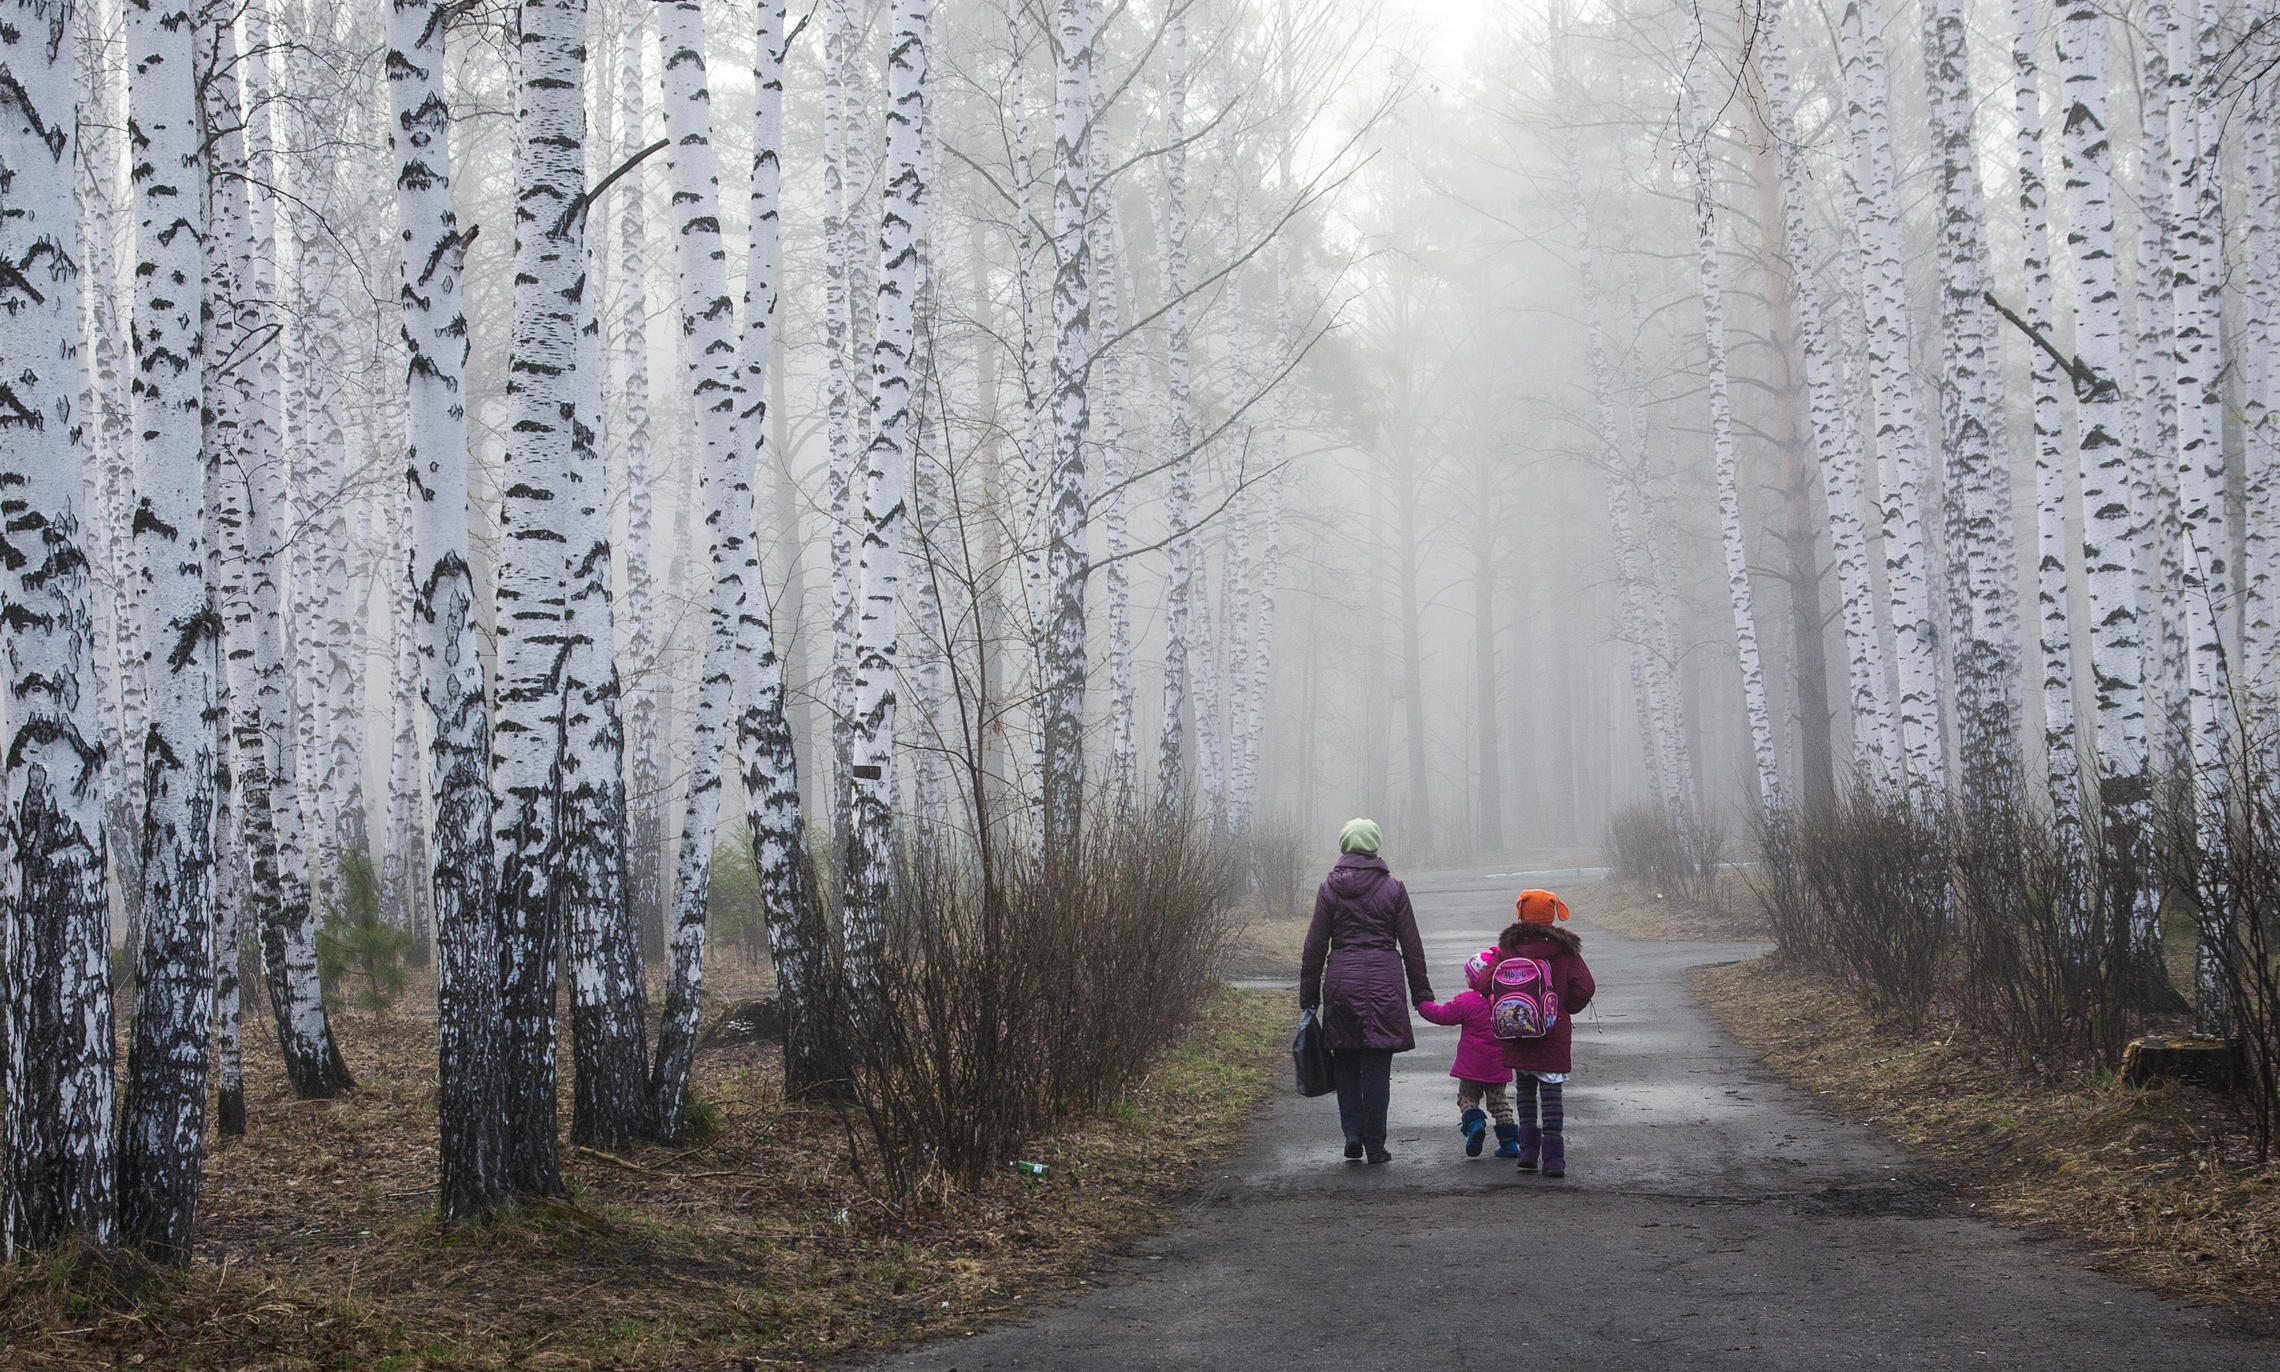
top-left (1343, 1138), bottom-right (1364, 1160)
top-left (1365, 1148), bottom-right (1393, 1164)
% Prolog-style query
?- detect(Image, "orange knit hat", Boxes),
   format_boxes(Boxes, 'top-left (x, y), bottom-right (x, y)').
top-left (1516, 889), bottom-right (1570, 924)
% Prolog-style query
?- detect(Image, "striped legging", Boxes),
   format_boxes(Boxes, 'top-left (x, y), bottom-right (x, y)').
top-left (1516, 1074), bottom-right (1564, 1134)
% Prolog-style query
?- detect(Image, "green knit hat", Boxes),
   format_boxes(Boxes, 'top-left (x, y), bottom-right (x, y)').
top-left (1338, 817), bottom-right (1382, 855)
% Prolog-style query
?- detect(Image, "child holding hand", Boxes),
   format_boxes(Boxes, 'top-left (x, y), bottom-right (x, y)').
top-left (1487, 889), bottom-right (1596, 1178)
top-left (1417, 949), bottom-right (1523, 1159)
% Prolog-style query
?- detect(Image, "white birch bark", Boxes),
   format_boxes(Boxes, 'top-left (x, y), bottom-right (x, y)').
top-left (2010, 0), bottom-right (2084, 855)
top-left (115, 0), bottom-right (216, 1259)
top-left (846, 0), bottom-right (932, 963)
top-left (496, 0), bottom-right (595, 1202)
top-left (1763, 2), bottom-right (1898, 788)
top-left (1090, 29), bottom-right (1136, 815)
top-left (1155, 9), bottom-right (1195, 809)
top-left (2244, 63), bottom-right (2280, 693)
top-left (1037, 0), bottom-right (1094, 861)
top-left (823, 0), bottom-right (857, 866)
top-left (388, 0), bottom-right (503, 1218)
top-left (2133, 0), bottom-right (2188, 768)
top-left (1684, 17), bottom-right (1781, 807)
top-left (2053, 0), bottom-right (2160, 969)
top-left (1837, 0), bottom-right (1946, 797)
top-left (1923, 0), bottom-right (2024, 796)
top-left (0, 0), bottom-right (117, 1248)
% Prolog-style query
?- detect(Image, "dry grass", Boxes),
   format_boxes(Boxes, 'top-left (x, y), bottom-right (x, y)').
top-left (0, 980), bottom-right (1285, 1369)
top-left (1575, 872), bottom-right (1768, 943)
top-left (1220, 911), bottom-right (1309, 981)
top-left (1695, 957), bottom-right (2280, 1318)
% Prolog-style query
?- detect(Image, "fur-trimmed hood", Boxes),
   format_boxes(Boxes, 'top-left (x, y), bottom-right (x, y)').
top-left (1504, 923), bottom-right (1582, 958)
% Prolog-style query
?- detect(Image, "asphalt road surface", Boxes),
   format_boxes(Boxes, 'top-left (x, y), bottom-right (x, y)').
top-left (868, 866), bottom-right (2271, 1370)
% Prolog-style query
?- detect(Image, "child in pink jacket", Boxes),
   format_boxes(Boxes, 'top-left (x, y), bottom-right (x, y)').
top-left (1416, 948), bottom-right (1522, 1159)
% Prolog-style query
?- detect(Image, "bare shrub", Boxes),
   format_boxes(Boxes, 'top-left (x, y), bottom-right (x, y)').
top-left (1949, 789), bottom-right (2119, 1071)
top-left (1608, 801), bottom-right (1726, 908)
top-left (2159, 727), bottom-right (2280, 1159)
top-left (1747, 803), bottom-right (1823, 970)
top-left (839, 814), bottom-right (1236, 1198)
top-left (1799, 787), bottom-right (1948, 1028)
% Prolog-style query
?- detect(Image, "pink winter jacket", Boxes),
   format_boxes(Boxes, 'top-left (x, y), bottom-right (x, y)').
top-left (1416, 990), bottom-right (1512, 1084)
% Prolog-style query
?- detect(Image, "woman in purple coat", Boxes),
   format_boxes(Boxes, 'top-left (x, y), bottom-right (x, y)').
top-left (1299, 818), bottom-right (1435, 1163)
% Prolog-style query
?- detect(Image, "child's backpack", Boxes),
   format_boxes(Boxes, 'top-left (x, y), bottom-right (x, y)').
top-left (1489, 955), bottom-right (1560, 1040)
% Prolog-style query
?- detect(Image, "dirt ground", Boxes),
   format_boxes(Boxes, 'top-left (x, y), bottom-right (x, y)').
top-left (0, 977), bottom-right (1286, 1370)
top-left (1693, 956), bottom-right (2280, 1318)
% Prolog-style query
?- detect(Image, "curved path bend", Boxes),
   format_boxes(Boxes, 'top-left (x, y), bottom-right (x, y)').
top-left (870, 867), bottom-right (2269, 1370)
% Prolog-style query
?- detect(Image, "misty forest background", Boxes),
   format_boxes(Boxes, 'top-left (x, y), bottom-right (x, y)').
top-left (10, 0), bottom-right (2280, 1272)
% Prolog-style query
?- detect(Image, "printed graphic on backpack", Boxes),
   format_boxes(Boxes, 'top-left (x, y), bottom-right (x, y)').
top-left (1489, 956), bottom-right (1559, 1040)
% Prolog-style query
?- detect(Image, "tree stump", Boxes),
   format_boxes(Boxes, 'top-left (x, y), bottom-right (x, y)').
top-left (2121, 1035), bottom-right (2242, 1091)
top-left (699, 997), bottom-right (784, 1049)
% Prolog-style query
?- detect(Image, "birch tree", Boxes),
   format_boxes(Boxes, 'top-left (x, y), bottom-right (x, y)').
top-left (1837, 0), bottom-right (1945, 797)
top-left (115, 0), bottom-right (217, 1260)
top-left (0, 0), bottom-right (116, 1250)
top-left (1155, 8), bottom-right (1195, 809)
top-left (2010, 0), bottom-right (2083, 855)
top-left (2053, 0), bottom-right (2159, 973)
top-left (1683, 12), bottom-right (1779, 807)
top-left (1761, 1), bottom-right (1896, 788)
top-left (495, 0), bottom-right (596, 1202)
top-left (846, 0), bottom-right (933, 959)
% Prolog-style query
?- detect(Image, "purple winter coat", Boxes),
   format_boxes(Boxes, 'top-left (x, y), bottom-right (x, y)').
top-left (1299, 853), bottom-right (1435, 1053)
top-left (1488, 924), bottom-right (1596, 1076)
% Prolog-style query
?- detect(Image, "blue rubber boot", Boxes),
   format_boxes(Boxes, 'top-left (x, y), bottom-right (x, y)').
top-left (1460, 1108), bottom-right (1488, 1157)
top-left (1515, 1125), bottom-right (1542, 1172)
top-left (1493, 1122), bottom-right (1522, 1159)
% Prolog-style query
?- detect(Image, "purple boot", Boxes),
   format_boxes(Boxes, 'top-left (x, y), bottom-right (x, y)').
top-left (1514, 1125), bottom-right (1541, 1172)
top-left (1541, 1132), bottom-right (1566, 1179)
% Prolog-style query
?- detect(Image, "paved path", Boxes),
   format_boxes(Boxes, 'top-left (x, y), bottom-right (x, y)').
top-left (871, 867), bottom-right (2270, 1370)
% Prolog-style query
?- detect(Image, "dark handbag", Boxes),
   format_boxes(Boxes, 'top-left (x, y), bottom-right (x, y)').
top-left (1291, 1008), bottom-right (1336, 1097)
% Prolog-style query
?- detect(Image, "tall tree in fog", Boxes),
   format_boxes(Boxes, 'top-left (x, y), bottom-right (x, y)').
top-left (2244, 42), bottom-right (2280, 691)
top-left (1, 0), bottom-right (116, 1251)
top-left (847, 0), bottom-right (934, 956)
top-left (1155, 8), bottom-right (1198, 812)
top-left (823, 0), bottom-right (858, 862)
top-left (1837, 0), bottom-right (1945, 796)
top-left (2052, 0), bottom-right (2159, 979)
top-left (1682, 12), bottom-right (1779, 807)
top-left (1761, 1), bottom-right (1896, 789)
top-left (1922, 0), bottom-right (2022, 794)
top-left (2009, 0), bottom-right (2083, 857)
top-left (115, 0), bottom-right (217, 1260)
top-left (389, 0), bottom-right (505, 1220)
top-left (653, 0), bottom-right (753, 1137)
top-left (495, 0), bottom-right (597, 1201)
top-left (1039, 0), bottom-right (1096, 863)
top-left (2169, 0), bottom-right (2233, 1029)
top-left (2132, 0), bottom-right (2186, 767)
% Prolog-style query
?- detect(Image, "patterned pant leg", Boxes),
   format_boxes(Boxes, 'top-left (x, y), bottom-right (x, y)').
top-left (1478, 1079), bottom-right (1516, 1125)
top-left (1514, 1073), bottom-right (1540, 1127)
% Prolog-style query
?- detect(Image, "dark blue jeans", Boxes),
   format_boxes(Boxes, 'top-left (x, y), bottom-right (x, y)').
top-left (1331, 1049), bottom-right (1393, 1151)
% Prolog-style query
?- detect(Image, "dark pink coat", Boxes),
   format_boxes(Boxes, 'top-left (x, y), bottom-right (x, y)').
top-left (1300, 853), bottom-right (1434, 1053)
top-left (1417, 990), bottom-right (1511, 1083)
top-left (1488, 924), bottom-right (1596, 1076)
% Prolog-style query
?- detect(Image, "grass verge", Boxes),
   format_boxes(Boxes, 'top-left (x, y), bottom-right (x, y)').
top-left (1694, 957), bottom-right (2280, 1317)
top-left (1574, 872), bottom-right (1768, 943)
top-left (0, 986), bottom-right (1285, 1369)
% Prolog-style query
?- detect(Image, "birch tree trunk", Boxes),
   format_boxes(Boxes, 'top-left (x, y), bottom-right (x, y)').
top-left (387, 0), bottom-right (506, 1220)
top-left (1090, 41), bottom-right (1136, 815)
top-left (650, 0), bottom-right (766, 1143)
top-left (2053, 0), bottom-right (2160, 980)
top-left (1762, 2), bottom-right (1897, 789)
top-left (1923, 0), bottom-right (2024, 798)
top-left (116, 0), bottom-right (217, 1260)
top-left (2009, 0), bottom-right (2084, 857)
top-left (2170, 0), bottom-right (2233, 1031)
top-left (0, 0), bottom-right (117, 1248)
top-left (1838, 0), bottom-right (1946, 797)
top-left (1039, 0), bottom-right (1095, 865)
top-left (1155, 9), bottom-right (1194, 809)
top-left (2133, 0), bottom-right (2188, 770)
top-left (2243, 65), bottom-right (2280, 693)
top-left (1684, 17), bottom-right (1781, 807)
top-left (845, 0), bottom-right (932, 964)
top-left (496, 0), bottom-right (596, 1202)
top-left (823, 0), bottom-right (857, 870)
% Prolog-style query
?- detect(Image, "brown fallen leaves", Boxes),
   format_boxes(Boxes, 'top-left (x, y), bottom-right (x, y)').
top-left (0, 977), bottom-right (1285, 1369)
